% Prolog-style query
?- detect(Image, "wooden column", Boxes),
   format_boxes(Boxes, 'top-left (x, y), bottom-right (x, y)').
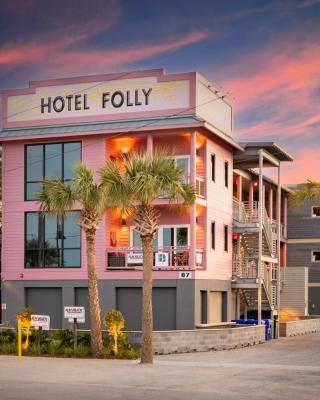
top-left (190, 131), bottom-right (197, 268)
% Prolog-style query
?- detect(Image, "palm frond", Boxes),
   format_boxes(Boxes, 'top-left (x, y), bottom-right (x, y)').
top-left (290, 180), bottom-right (320, 208)
top-left (37, 179), bottom-right (76, 218)
top-left (100, 159), bottom-right (134, 213)
top-left (74, 163), bottom-right (100, 208)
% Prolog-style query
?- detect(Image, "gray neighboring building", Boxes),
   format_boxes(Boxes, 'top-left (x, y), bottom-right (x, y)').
top-left (287, 185), bottom-right (320, 315)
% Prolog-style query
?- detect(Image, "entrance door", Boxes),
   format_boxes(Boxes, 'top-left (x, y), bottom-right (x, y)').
top-left (208, 291), bottom-right (222, 323)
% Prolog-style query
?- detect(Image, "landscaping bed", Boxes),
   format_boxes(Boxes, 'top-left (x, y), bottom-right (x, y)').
top-left (0, 326), bottom-right (139, 359)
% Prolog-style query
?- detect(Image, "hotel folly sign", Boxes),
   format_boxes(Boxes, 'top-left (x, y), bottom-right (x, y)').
top-left (4, 73), bottom-right (191, 127)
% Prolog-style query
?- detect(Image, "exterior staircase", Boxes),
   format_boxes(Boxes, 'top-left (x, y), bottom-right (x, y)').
top-left (232, 198), bottom-right (278, 312)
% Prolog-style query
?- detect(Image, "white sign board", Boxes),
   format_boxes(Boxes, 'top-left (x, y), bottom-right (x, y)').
top-left (127, 252), bottom-right (143, 265)
top-left (155, 252), bottom-right (169, 267)
top-left (1, 303), bottom-right (6, 310)
top-left (64, 306), bottom-right (85, 321)
top-left (7, 76), bottom-right (190, 124)
top-left (179, 271), bottom-right (192, 279)
top-left (31, 315), bottom-right (50, 330)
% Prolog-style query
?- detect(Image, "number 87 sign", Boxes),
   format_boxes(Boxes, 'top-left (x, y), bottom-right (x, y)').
top-left (179, 271), bottom-right (192, 279)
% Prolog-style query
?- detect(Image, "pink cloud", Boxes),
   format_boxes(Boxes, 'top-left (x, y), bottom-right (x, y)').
top-left (0, 31), bottom-right (209, 77)
top-left (281, 148), bottom-right (320, 184)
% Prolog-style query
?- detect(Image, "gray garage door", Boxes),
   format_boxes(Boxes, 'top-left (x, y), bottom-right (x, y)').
top-left (75, 288), bottom-right (91, 330)
top-left (25, 288), bottom-right (62, 328)
top-left (116, 287), bottom-right (176, 331)
top-left (309, 287), bottom-right (320, 315)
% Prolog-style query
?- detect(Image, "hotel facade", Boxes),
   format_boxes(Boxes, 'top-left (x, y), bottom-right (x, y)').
top-left (0, 69), bottom-right (293, 330)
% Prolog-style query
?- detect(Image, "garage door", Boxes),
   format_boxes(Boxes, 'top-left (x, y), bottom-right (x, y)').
top-left (116, 287), bottom-right (176, 331)
top-left (75, 288), bottom-right (91, 330)
top-left (25, 288), bottom-right (62, 328)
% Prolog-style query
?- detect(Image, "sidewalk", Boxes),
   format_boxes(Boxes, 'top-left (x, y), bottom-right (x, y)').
top-left (0, 333), bottom-right (319, 400)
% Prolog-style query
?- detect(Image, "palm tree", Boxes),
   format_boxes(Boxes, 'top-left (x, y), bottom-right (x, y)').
top-left (37, 163), bottom-right (108, 357)
top-left (101, 151), bottom-right (195, 363)
top-left (291, 181), bottom-right (320, 206)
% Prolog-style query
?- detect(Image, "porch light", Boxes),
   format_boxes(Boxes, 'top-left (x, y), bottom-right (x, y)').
top-left (253, 181), bottom-right (258, 187)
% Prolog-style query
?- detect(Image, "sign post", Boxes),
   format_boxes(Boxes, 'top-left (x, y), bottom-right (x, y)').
top-left (64, 307), bottom-right (85, 354)
top-left (73, 318), bottom-right (78, 354)
top-left (17, 318), bottom-right (22, 362)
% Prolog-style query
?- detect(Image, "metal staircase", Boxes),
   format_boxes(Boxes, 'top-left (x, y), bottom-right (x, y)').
top-left (232, 198), bottom-right (278, 313)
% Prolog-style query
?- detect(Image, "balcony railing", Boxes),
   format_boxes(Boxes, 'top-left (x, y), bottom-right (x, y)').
top-left (106, 247), bottom-right (204, 270)
top-left (196, 175), bottom-right (205, 198)
top-left (233, 198), bottom-right (259, 223)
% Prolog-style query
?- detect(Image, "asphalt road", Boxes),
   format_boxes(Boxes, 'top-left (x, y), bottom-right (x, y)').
top-left (0, 333), bottom-right (319, 400)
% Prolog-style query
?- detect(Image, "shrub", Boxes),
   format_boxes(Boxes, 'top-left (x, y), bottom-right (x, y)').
top-left (0, 325), bottom-right (16, 345)
top-left (75, 344), bottom-right (91, 357)
top-left (77, 332), bottom-right (91, 348)
top-left (104, 310), bottom-right (125, 355)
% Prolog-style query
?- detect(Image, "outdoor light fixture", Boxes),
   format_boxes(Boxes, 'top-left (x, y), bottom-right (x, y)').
top-left (196, 148), bottom-right (200, 157)
top-left (253, 181), bottom-right (258, 187)
top-left (121, 218), bottom-right (127, 226)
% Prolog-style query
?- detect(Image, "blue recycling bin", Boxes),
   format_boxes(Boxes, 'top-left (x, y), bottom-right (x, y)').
top-left (264, 319), bottom-right (273, 341)
top-left (232, 319), bottom-right (273, 340)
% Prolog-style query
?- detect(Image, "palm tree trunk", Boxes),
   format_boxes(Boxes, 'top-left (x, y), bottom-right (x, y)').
top-left (86, 230), bottom-right (103, 357)
top-left (141, 235), bottom-right (153, 363)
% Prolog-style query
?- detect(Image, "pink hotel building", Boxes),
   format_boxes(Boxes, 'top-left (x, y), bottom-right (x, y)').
top-left (0, 69), bottom-right (293, 330)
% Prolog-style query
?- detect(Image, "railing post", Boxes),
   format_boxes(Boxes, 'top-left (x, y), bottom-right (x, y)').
top-left (258, 150), bottom-right (263, 325)
top-left (276, 164), bottom-right (281, 337)
top-left (190, 131), bottom-right (197, 269)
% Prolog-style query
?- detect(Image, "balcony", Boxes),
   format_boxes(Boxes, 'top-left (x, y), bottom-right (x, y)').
top-left (195, 175), bottom-right (205, 198)
top-left (106, 247), bottom-right (204, 270)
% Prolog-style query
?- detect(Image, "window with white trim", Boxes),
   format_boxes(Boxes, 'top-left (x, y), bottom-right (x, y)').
top-left (130, 225), bottom-right (189, 248)
top-left (312, 207), bottom-right (320, 217)
top-left (312, 251), bottom-right (320, 262)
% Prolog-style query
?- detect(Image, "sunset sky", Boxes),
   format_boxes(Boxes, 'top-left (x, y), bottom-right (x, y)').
top-left (0, 0), bottom-right (319, 183)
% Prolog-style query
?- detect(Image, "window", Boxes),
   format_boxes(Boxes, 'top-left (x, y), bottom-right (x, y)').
top-left (25, 142), bottom-right (81, 200)
top-left (211, 154), bottom-right (215, 182)
top-left (211, 221), bottom-right (215, 250)
top-left (174, 156), bottom-right (190, 183)
top-left (312, 251), bottom-right (320, 262)
top-left (131, 225), bottom-right (189, 248)
top-left (312, 207), bottom-right (320, 217)
top-left (25, 211), bottom-right (81, 268)
top-left (224, 225), bottom-right (228, 252)
top-left (224, 161), bottom-right (229, 188)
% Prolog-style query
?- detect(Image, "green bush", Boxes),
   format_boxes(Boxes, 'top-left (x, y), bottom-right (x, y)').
top-left (0, 342), bottom-right (17, 354)
top-left (75, 344), bottom-right (91, 357)
top-left (78, 332), bottom-right (91, 347)
top-left (0, 326), bottom-right (16, 345)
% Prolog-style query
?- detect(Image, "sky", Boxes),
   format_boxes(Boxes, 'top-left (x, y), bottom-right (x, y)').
top-left (0, 0), bottom-right (319, 184)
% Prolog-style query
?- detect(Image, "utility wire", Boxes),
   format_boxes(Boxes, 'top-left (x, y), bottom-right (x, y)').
top-left (2, 92), bottom-right (229, 177)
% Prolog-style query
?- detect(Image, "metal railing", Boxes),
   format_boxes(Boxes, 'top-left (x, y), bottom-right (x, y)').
top-left (196, 175), bottom-right (205, 198)
top-left (106, 246), bottom-right (204, 270)
top-left (233, 198), bottom-right (259, 223)
top-left (232, 255), bottom-right (257, 279)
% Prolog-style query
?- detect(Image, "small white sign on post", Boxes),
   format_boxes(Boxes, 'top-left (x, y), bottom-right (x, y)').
top-left (1, 303), bottom-right (6, 310)
top-left (155, 252), bottom-right (169, 267)
top-left (64, 306), bottom-right (85, 323)
top-left (127, 252), bottom-right (143, 265)
top-left (31, 315), bottom-right (50, 330)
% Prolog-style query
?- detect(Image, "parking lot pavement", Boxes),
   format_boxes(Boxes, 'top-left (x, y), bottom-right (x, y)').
top-left (0, 333), bottom-right (319, 400)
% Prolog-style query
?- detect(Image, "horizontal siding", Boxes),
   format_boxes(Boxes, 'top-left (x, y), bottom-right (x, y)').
top-left (287, 243), bottom-right (320, 282)
top-left (2, 137), bottom-right (106, 280)
top-left (287, 201), bottom-right (320, 239)
top-left (205, 134), bottom-right (233, 281)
